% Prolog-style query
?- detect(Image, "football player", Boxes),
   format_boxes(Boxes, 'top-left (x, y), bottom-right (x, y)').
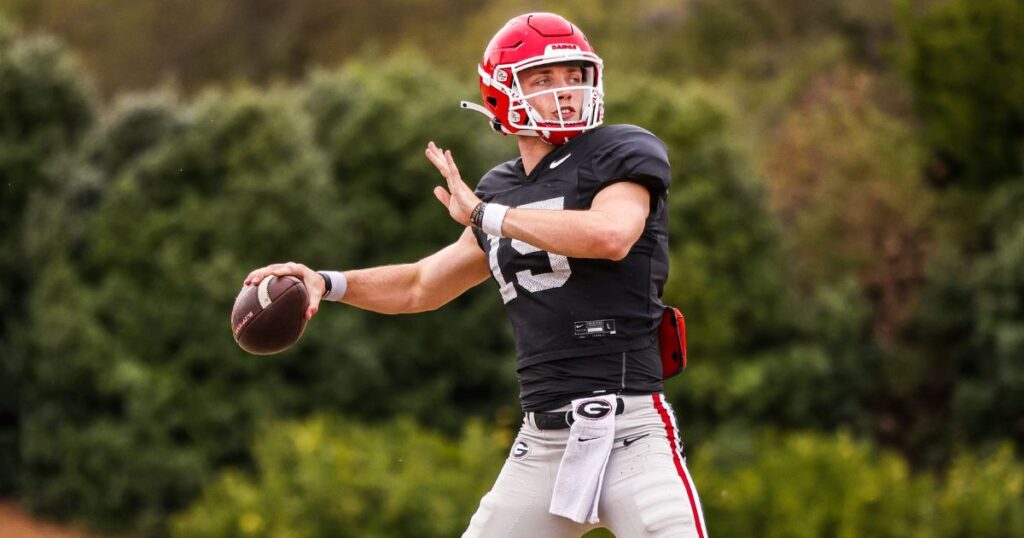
top-left (245, 12), bottom-right (707, 537)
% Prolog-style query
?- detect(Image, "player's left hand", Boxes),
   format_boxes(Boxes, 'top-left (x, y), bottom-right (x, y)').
top-left (425, 141), bottom-right (481, 227)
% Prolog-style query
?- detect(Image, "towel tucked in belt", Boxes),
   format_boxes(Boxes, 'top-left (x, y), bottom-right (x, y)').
top-left (549, 394), bottom-right (617, 523)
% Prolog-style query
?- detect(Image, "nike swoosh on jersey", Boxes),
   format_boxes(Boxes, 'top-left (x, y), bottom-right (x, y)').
top-left (549, 153), bottom-right (572, 169)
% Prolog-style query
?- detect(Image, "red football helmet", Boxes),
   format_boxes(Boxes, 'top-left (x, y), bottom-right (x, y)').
top-left (460, 13), bottom-right (605, 145)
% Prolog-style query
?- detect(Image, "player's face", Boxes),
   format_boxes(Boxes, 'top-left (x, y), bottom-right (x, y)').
top-left (519, 64), bottom-right (586, 123)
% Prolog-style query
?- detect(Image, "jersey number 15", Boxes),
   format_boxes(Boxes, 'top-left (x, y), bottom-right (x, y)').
top-left (487, 197), bottom-right (571, 304)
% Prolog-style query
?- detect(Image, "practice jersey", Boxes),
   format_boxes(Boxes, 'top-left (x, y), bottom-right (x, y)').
top-left (471, 124), bottom-right (672, 407)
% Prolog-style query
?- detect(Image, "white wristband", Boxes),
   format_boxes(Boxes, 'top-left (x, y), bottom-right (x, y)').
top-left (319, 270), bottom-right (348, 302)
top-left (481, 203), bottom-right (510, 237)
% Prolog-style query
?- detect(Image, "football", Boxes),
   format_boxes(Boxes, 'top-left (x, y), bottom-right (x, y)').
top-left (231, 275), bottom-right (309, 355)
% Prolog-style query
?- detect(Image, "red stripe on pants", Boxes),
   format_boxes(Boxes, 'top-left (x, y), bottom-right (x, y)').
top-left (652, 394), bottom-right (706, 538)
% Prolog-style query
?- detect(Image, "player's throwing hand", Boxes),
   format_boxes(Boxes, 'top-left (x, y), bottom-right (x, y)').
top-left (243, 262), bottom-right (326, 320)
top-left (425, 141), bottom-right (481, 227)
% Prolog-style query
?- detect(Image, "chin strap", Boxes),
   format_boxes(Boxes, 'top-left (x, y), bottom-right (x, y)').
top-left (459, 101), bottom-right (539, 138)
top-left (459, 101), bottom-right (506, 134)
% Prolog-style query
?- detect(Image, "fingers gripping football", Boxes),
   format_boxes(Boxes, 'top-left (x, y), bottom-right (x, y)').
top-left (244, 261), bottom-right (325, 320)
top-left (425, 141), bottom-right (481, 226)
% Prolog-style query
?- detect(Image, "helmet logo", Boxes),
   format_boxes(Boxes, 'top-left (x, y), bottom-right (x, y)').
top-left (509, 111), bottom-right (521, 123)
top-left (495, 70), bottom-right (509, 83)
top-left (548, 44), bottom-right (579, 51)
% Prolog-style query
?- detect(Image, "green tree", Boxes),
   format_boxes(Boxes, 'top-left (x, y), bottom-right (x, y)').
top-left (20, 87), bottom-right (343, 533)
top-left (18, 54), bottom-right (525, 534)
top-left (757, 65), bottom-right (953, 462)
top-left (605, 76), bottom-right (881, 441)
top-left (958, 182), bottom-right (1024, 447)
top-left (900, 0), bottom-right (1024, 187)
top-left (942, 182), bottom-right (1024, 446)
top-left (0, 22), bottom-right (94, 495)
top-left (0, 0), bottom-right (492, 95)
top-left (902, 181), bottom-right (1024, 464)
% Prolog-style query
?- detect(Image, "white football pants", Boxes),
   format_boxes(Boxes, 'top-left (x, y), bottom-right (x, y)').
top-left (463, 393), bottom-right (708, 538)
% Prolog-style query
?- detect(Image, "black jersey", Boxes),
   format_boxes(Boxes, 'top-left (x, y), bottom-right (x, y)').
top-left (471, 124), bottom-right (672, 409)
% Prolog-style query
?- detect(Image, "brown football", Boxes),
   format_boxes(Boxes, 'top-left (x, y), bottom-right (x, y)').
top-left (231, 275), bottom-right (308, 355)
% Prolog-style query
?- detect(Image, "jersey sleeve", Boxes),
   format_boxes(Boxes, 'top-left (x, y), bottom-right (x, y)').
top-left (586, 127), bottom-right (671, 200)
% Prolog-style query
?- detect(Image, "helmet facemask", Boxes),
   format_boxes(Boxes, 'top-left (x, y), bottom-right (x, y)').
top-left (475, 52), bottom-right (605, 144)
top-left (506, 58), bottom-right (604, 138)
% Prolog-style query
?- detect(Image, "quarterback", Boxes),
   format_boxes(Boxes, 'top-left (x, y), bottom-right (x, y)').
top-left (245, 12), bottom-right (707, 537)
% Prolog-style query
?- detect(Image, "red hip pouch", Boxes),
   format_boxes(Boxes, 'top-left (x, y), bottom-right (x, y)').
top-left (658, 306), bottom-right (687, 380)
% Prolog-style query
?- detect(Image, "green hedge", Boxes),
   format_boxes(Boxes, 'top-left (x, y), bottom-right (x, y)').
top-left (176, 417), bottom-right (1024, 538)
top-left (172, 415), bottom-right (508, 538)
top-left (694, 430), bottom-right (1024, 538)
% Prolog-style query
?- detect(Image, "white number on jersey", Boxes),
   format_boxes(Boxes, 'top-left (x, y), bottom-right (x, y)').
top-left (487, 197), bottom-right (572, 304)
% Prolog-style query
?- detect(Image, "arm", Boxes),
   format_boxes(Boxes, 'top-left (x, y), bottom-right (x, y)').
top-left (426, 142), bottom-right (650, 261)
top-left (500, 181), bottom-right (649, 260)
top-left (342, 227), bottom-right (491, 314)
top-left (244, 227), bottom-right (491, 318)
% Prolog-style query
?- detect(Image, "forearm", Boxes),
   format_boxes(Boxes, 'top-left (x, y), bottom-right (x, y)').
top-left (340, 263), bottom-right (424, 314)
top-left (338, 228), bottom-right (490, 314)
top-left (500, 207), bottom-right (635, 260)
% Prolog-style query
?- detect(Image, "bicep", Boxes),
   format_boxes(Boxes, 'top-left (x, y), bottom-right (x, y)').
top-left (414, 228), bottom-right (491, 310)
top-left (591, 181), bottom-right (651, 238)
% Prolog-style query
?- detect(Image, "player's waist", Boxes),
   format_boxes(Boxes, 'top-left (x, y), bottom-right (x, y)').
top-left (527, 393), bottom-right (662, 430)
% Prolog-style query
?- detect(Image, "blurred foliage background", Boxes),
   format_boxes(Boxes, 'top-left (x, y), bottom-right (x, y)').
top-left (0, 0), bottom-right (1022, 536)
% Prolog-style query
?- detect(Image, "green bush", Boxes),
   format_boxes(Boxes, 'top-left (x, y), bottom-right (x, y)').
top-left (935, 444), bottom-right (1024, 537)
top-left (693, 430), bottom-right (1024, 538)
top-left (178, 422), bottom-right (1024, 538)
top-left (17, 54), bottom-right (522, 534)
top-left (171, 415), bottom-right (508, 538)
top-left (0, 23), bottom-right (95, 495)
top-left (20, 86), bottom-right (343, 534)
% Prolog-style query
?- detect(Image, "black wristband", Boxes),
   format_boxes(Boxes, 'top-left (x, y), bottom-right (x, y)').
top-left (470, 202), bottom-right (486, 228)
top-left (318, 271), bottom-right (332, 294)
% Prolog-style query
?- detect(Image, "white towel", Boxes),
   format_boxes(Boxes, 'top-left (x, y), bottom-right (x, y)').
top-left (549, 394), bottom-right (617, 523)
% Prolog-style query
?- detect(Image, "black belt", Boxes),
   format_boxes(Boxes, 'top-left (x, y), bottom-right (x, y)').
top-left (533, 397), bottom-right (625, 430)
